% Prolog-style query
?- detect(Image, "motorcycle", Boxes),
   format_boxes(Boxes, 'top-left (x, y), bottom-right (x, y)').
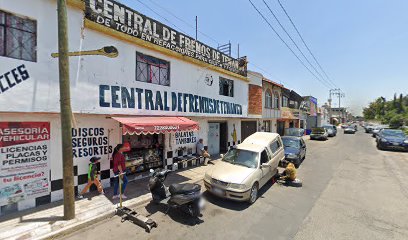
top-left (148, 168), bottom-right (204, 217)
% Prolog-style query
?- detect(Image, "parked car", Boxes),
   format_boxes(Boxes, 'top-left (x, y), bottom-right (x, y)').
top-left (372, 125), bottom-right (385, 138)
top-left (364, 124), bottom-right (375, 133)
top-left (322, 125), bottom-right (337, 137)
top-left (376, 129), bottom-right (408, 151)
top-left (204, 132), bottom-right (284, 204)
top-left (344, 126), bottom-right (356, 134)
top-left (310, 127), bottom-right (329, 140)
top-left (284, 128), bottom-right (305, 137)
top-left (281, 136), bottom-right (306, 168)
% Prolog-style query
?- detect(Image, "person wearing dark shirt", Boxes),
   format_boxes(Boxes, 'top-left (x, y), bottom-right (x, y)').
top-left (112, 144), bottom-right (128, 199)
top-left (78, 157), bottom-right (104, 198)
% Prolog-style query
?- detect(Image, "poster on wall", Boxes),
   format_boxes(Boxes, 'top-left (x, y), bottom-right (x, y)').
top-left (0, 122), bottom-right (50, 206)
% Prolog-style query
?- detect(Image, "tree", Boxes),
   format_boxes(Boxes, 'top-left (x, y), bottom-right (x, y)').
top-left (398, 93), bottom-right (404, 114)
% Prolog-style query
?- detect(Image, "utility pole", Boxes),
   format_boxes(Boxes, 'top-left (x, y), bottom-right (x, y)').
top-left (329, 88), bottom-right (344, 124)
top-left (57, 0), bottom-right (75, 220)
top-left (195, 16), bottom-right (198, 40)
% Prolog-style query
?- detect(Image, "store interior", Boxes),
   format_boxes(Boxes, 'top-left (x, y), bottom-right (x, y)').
top-left (122, 133), bottom-right (164, 174)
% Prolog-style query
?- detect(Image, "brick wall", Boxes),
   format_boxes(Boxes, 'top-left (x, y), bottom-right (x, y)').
top-left (248, 84), bottom-right (262, 115)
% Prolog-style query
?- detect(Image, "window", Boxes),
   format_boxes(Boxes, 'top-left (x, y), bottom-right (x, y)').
top-left (260, 150), bottom-right (269, 164)
top-left (290, 100), bottom-right (299, 109)
top-left (270, 140), bottom-right (280, 154)
top-left (0, 10), bottom-right (37, 62)
top-left (273, 92), bottom-right (280, 109)
top-left (263, 120), bottom-right (271, 132)
top-left (265, 90), bottom-right (272, 108)
top-left (219, 77), bottom-right (234, 97)
top-left (136, 52), bottom-right (170, 86)
top-left (282, 96), bottom-right (289, 107)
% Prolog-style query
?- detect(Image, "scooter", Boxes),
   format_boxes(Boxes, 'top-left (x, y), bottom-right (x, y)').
top-left (148, 169), bottom-right (204, 217)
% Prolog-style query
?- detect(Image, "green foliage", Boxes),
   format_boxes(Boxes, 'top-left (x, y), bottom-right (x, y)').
top-left (363, 93), bottom-right (408, 127)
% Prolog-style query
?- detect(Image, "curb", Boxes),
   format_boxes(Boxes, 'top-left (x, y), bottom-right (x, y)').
top-left (41, 177), bottom-right (204, 240)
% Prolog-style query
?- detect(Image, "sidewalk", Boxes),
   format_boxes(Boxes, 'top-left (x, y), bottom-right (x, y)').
top-left (0, 161), bottom-right (215, 240)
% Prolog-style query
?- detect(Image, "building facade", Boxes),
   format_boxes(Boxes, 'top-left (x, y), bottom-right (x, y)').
top-left (262, 78), bottom-right (282, 134)
top-left (0, 0), bottom-right (249, 214)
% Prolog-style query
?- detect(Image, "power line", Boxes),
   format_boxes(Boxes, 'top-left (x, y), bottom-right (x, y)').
top-left (262, 0), bottom-right (334, 88)
top-left (146, 0), bottom-right (221, 45)
top-left (248, 62), bottom-right (290, 87)
top-left (130, 0), bottom-right (189, 36)
top-left (248, 0), bottom-right (331, 89)
top-left (276, 0), bottom-right (337, 88)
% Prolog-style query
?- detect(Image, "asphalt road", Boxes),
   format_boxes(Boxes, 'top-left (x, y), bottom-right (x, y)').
top-left (60, 128), bottom-right (408, 240)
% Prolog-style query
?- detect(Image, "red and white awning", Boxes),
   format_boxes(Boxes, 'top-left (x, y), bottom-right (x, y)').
top-left (112, 116), bottom-right (199, 135)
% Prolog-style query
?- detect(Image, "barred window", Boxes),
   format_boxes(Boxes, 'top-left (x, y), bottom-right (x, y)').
top-left (136, 52), bottom-right (170, 86)
top-left (273, 92), bottom-right (280, 109)
top-left (282, 96), bottom-right (289, 107)
top-left (265, 90), bottom-right (272, 108)
top-left (219, 77), bottom-right (234, 97)
top-left (0, 10), bottom-right (37, 62)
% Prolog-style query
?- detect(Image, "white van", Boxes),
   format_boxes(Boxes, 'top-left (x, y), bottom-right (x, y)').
top-left (242, 132), bottom-right (285, 171)
top-left (204, 132), bottom-right (285, 204)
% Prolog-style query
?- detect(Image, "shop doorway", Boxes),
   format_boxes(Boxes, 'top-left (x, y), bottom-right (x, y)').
top-left (219, 122), bottom-right (228, 153)
top-left (241, 121), bottom-right (257, 141)
top-left (208, 123), bottom-right (220, 155)
top-left (277, 121), bottom-right (285, 136)
top-left (207, 122), bottom-right (228, 155)
top-left (122, 133), bottom-right (164, 175)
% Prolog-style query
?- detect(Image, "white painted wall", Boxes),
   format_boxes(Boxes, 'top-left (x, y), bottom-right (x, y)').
top-left (0, 0), bottom-right (248, 118)
top-left (0, 113), bottom-right (121, 207)
top-left (248, 71), bottom-right (263, 87)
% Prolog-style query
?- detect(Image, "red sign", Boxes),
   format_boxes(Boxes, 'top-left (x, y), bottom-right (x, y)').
top-left (0, 122), bottom-right (50, 147)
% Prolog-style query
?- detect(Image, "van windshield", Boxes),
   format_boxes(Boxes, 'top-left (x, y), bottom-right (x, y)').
top-left (222, 149), bottom-right (258, 168)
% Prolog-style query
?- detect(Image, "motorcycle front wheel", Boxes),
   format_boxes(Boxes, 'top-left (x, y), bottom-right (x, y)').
top-left (188, 203), bottom-right (200, 217)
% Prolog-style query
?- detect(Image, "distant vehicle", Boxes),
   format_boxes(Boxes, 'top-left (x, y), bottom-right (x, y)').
top-left (310, 127), bottom-right (329, 140)
top-left (344, 126), bottom-right (356, 134)
top-left (365, 125), bottom-right (375, 133)
top-left (372, 125), bottom-right (385, 138)
top-left (341, 124), bottom-right (348, 129)
top-left (204, 132), bottom-right (284, 204)
top-left (322, 125), bottom-right (337, 137)
top-left (376, 129), bottom-right (408, 152)
top-left (284, 128), bottom-right (305, 137)
top-left (281, 136), bottom-right (307, 168)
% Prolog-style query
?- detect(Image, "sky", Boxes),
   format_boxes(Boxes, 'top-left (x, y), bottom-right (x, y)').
top-left (120, 0), bottom-right (408, 115)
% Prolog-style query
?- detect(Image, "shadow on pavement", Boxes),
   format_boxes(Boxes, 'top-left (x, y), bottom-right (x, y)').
top-left (105, 171), bottom-right (192, 205)
top-left (202, 180), bottom-right (276, 211)
top-left (144, 202), bottom-right (204, 226)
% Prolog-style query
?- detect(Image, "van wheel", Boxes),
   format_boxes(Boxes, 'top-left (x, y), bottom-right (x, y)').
top-left (248, 183), bottom-right (258, 204)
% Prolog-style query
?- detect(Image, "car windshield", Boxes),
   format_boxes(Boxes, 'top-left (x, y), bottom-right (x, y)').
top-left (285, 128), bottom-right (303, 136)
top-left (322, 126), bottom-right (333, 131)
top-left (282, 138), bottom-right (300, 148)
top-left (222, 148), bottom-right (258, 168)
top-left (312, 128), bottom-right (325, 133)
top-left (382, 130), bottom-right (405, 138)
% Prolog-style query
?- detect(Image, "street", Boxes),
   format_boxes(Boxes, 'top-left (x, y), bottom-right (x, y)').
top-left (60, 128), bottom-right (408, 240)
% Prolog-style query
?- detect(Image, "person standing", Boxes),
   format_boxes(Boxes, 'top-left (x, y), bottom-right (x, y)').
top-left (78, 156), bottom-right (104, 198)
top-left (112, 144), bottom-right (128, 199)
top-left (196, 138), bottom-right (211, 165)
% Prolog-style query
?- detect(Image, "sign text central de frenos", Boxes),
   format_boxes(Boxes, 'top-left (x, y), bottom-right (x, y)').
top-left (85, 0), bottom-right (247, 76)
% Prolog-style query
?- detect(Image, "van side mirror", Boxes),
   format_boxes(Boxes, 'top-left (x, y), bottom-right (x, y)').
top-left (261, 163), bottom-right (269, 168)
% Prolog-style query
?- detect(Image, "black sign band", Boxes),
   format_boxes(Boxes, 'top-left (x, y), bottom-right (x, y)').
top-left (84, 0), bottom-right (247, 76)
